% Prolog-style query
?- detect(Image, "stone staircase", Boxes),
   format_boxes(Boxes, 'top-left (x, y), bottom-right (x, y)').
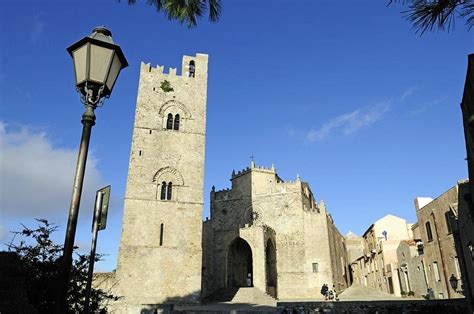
top-left (208, 287), bottom-right (276, 305)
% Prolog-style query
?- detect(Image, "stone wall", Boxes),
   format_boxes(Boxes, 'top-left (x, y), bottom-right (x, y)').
top-left (114, 54), bottom-right (208, 310)
top-left (396, 240), bottom-right (428, 297)
top-left (455, 181), bottom-right (474, 306)
top-left (203, 163), bottom-right (349, 300)
top-left (415, 185), bottom-right (464, 299)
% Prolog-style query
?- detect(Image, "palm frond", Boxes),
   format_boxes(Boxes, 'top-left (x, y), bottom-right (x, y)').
top-left (461, 1), bottom-right (474, 29)
top-left (207, 0), bottom-right (222, 23)
top-left (123, 0), bottom-right (221, 27)
top-left (388, 0), bottom-right (474, 33)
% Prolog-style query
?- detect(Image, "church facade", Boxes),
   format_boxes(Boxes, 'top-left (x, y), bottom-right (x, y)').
top-left (202, 162), bottom-right (350, 300)
top-left (97, 54), bottom-right (349, 311)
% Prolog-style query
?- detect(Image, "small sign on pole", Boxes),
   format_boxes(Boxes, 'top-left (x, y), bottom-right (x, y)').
top-left (98, 185), bottom-right (110, 230)
top-left (85, 185), bottom-right (111, 313)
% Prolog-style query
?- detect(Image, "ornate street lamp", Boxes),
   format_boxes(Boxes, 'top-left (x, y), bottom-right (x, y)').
top-left (60, 26), bottom-right (127, 311)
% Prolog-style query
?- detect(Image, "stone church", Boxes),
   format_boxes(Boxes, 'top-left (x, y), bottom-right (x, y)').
top-left (202, 163), bottom-right (350, 300)
top-left (97, 54), bottom-right (349, 311)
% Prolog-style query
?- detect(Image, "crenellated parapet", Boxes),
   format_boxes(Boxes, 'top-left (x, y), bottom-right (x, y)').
top-left (140, 53), bottom-right (208, 80)
top-left (212, 188), bottom-right (233, 200)
top-left (231, 161), bottom-right (277, 180)
top-left (140, 62), bottom-right (180, 77)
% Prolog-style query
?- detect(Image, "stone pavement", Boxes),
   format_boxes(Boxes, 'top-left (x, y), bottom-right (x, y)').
top-left (173, 285), bottom-right (411, 313)
top-left (338, 284), bottom-right (405, 301)
top-left (174, 287), bottom-right (277, 313)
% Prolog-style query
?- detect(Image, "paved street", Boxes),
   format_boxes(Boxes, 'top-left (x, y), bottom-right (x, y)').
top-left (338, 284), bottom-right (404, 301)
top-left (173, 285), bottom-right (413, 312)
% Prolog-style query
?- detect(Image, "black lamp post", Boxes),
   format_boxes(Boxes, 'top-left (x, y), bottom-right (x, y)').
top-left (60, 26), bottom-right (127, 311)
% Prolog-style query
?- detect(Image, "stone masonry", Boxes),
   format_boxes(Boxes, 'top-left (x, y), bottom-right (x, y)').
top-left (113, 54), bottom-right (209, 311)
top-left (202, 162), bottom-right (350, 300)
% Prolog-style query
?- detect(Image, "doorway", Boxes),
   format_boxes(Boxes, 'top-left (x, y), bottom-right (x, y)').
top-left (227, 238), bottom-right (253, 287)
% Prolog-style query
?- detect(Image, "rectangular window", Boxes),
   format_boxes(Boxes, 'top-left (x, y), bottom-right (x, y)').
top-left (433, 262), bottom-right (441, 282)
top-left (426, 221), bottom-right (433, 242)
top-left (445, 211), bottom-right (453, 234)
top-left (312, 263), bottom-right (319, 273)
top-left (159, 223), bottom-right (164, 246)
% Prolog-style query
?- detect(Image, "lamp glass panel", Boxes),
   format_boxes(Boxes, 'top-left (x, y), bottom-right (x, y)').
top-left (89, 45), bottom-right (114, 84)
top-left (105, 53), bottom-right (122, 92)
top-left (72, 44), bottom-right (88, 85)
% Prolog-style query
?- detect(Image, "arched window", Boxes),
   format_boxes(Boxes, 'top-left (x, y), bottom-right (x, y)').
top-left (160, 181), bottom-right (167, 200)
top-left (174, 114), bottom-right (180, 130)
top-left (167, 182), bottom-right (172, 200)
top-left (166, 113), bottom-right (173, 130)
top-left (426, 221), bottom-right (433, 242)
top-left (189, 60), bottom-right (195, 78)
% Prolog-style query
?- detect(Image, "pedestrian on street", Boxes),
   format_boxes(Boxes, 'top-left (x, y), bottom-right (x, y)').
top-left (320, 284), bottom-right (328, 300)
top-left (332, 285), bottom-right (339, 301)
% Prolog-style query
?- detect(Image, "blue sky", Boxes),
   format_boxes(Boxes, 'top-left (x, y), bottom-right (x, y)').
top-left (0, 0), bottom-right (472, 271)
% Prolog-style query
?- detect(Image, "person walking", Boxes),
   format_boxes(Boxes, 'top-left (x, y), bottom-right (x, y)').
top-left (332, 285), bottom-right (339, 301)
top-left (320, 284), bottom-right (328, 300)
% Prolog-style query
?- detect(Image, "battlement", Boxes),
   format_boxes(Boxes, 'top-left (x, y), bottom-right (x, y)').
top-left (141, 62), bottom-right (180, 76)
top-left (140, 53), bottom-right (208, 78)
top-left (231, 161), bottom-right (276, 180)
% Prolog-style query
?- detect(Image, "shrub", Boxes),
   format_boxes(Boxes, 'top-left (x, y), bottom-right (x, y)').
top-left (7, 219), bottom-right (118, 313)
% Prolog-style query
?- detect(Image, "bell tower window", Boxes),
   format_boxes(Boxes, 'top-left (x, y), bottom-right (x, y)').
top-left (160, 182), bottom-right (167, 200)
top-left (166, 113), bottom-right (173, 130)
top-left (189, 60), bottom-right (195, 78)
top-left (167, 182), bottom-right (173, 200)
top-left (160, 181), bottom-right (173, 201)
top-left (174, 114), bottom-right (180, 130)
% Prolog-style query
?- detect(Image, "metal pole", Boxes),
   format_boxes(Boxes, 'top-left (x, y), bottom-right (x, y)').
top-left (59, 103), bottom-right (96, 312)
top-left (84, 190), bottom-right (103, 313)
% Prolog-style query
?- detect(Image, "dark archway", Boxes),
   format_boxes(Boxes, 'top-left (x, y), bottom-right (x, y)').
top-left (265, 239), bottom-right (277, 297)
top-left (227, 238), bottom-right (253, 287)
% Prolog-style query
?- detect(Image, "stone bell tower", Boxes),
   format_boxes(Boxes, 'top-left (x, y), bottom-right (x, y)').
top-left (116, 54), bottom-right (208, 307)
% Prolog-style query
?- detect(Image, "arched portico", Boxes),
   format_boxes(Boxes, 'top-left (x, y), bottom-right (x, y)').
top-left (227, 237), bottom-right (253, 287)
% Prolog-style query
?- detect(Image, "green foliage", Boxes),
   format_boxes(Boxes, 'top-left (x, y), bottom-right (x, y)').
top-left (160, 80), bottom-right (174, 92)
top-left (124, 0), bottom-right (222, 28)
top-left (400, 290), bottom-right (407, 296)
top-left (8, 219), bottom-right (117, 313)
top-left (408, 291), bottom-right (415, 296)
top-left (389, 0), bottom-right (474, 33)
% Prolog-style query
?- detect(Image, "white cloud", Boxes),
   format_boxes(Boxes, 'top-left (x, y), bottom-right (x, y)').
top-left (306, 102), bottom-right (390, 142)
top-left (0, 122), bottom-right (104, 219)
top-left (400, 87), bottom-right (418, 102)
top-left (408, 97), bottom-right (445, 117)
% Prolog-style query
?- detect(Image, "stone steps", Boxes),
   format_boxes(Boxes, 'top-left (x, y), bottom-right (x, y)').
top-left (208, 287), bottom-right (276, 304)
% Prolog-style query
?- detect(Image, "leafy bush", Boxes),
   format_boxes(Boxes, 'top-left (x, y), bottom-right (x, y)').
top-left (7, 219), bottom-right (117, 313)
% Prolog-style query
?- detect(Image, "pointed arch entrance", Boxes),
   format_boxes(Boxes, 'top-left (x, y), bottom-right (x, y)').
top-left (227, 237), bottom-right (253, 287)
top-left (265, 239), bottom-right (277, 297)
